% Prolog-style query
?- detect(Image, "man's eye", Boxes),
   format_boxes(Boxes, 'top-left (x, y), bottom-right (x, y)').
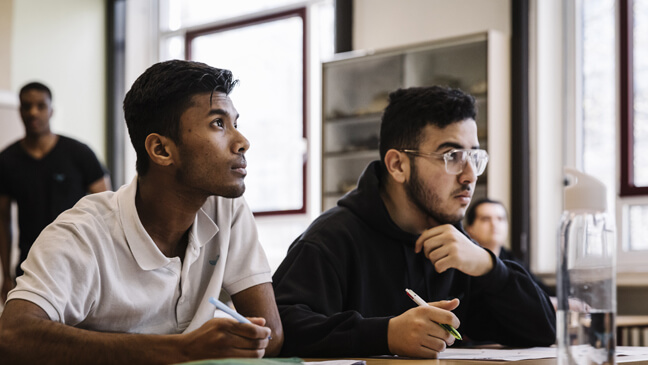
top-left (449, 151), bottom-right (464, 162)
top-left (213, 119), bottom-right (224, 127)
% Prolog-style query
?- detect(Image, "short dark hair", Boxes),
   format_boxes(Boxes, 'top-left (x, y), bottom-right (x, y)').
top-left (20, 82), bottom-right (52, 101)
top-left (123, 60), bottom-right (238, 175)
top-left (379, 86), bottom-right (476, 165)
top-left (465, 198), bottom-right (506, 226)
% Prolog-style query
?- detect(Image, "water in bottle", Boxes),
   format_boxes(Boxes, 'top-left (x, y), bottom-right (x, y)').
top-left (557, 168), bottom-right (616, 365)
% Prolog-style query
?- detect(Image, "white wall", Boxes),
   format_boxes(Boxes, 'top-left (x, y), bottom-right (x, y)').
top-left (354, 0), bottom-right (510, 50)
top-left (0, 91), bottom-right (21, 150)
top-left (10, 0), bottom-right (107, 163)
top-left (0, 0), bottom-right (12, 90)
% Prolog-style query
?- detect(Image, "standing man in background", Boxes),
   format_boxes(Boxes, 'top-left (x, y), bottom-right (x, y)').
top-left (0, 82), bottom-right (110, 301)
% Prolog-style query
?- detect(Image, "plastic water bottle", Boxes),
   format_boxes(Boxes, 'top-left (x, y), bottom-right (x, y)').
top-left (557, 168), bottom-right (616, 365)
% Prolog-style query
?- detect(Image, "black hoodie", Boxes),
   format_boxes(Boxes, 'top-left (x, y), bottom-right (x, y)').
top-left (273, 161), bottom-right (556, 357)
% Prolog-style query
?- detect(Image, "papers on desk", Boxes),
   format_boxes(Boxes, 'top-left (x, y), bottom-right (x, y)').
top-left (438, 347), bottom-right (553, 361)
top-left (617, 346), bottom-right (648, 363)
top-left (436, 346), bottom-right (648, 362)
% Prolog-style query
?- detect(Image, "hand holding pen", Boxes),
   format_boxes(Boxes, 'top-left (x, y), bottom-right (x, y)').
top-left (179, 297), bottom-right (271, 359)
top-left (386, 290), bottom-right (461, 358)
top-left (405, 289), bottom-right (462, 340)
top-left (209, 297), bottom-right (272, 340)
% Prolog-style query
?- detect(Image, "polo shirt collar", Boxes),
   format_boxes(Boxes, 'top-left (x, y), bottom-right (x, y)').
top-left (118, 177), bottom-right (219, 271)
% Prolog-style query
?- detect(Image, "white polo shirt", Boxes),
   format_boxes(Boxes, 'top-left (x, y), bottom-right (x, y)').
top-left (8, 177), bottom-right (272, 334)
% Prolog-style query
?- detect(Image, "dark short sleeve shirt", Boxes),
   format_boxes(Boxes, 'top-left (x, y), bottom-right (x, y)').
top-left (0, 135), bottom-right (105, 265)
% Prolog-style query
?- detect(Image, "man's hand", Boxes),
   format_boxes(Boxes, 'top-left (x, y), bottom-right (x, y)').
top-left (415, 224), bottom-right (493, 276)
top-left (0, 299), bottom-right (273, 364)
top-left (181, 317), bottom-right (272, 359)
top-left (387, 299), bottom-right (460, 358)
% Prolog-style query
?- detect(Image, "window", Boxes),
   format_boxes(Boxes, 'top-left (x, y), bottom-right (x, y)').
top-left (619, 0), bottom-right (648, 251)
top-left (186, 9), bottom-right (307, 215)
top-left (158, 1), bottom-right (332, 216)
top-left (621, 0), bottom-right (648, 195)
top-left (581, 0), bottom-right (615, 211)
top-left (579, 0), bottom-right (648, 257)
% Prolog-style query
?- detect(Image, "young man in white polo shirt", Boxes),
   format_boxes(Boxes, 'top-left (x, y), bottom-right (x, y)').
top-left (0, 60), bottom-right (283, 363)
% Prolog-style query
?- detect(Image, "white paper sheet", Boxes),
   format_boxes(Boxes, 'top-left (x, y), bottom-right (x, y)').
top-left (434, 346), bottom-right (648, 362)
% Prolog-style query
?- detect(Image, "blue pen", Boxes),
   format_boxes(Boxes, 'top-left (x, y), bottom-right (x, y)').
top-left (209, 297), bottom-right (252, 324)
top-left (208, 297), bottom-right (272, 340)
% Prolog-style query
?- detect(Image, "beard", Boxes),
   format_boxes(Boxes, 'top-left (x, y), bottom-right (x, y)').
top-left (404, 160), bottom-right (468, 225)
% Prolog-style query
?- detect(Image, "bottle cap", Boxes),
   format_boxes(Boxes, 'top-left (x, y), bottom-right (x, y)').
top-left (564, 167), bottom-right (607, 212)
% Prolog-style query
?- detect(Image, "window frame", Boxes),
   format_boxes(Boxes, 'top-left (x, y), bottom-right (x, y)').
top-left (530, 0), bottom-right (648, 277)
top-left (620, 0), bottom-right (648, 196)
top-left (184, 8), bottom-right (309, 216)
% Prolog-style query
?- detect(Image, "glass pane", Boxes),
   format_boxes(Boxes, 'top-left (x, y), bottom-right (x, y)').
top-left (161, 0), bottom-right (303, 31)
top-left (582, 0), bottom-right (616, 209)
top-left (160, 35), bottom-right (184, 62)
top-left (628, 205), bottom-right (648, 250)
top-left (191, 16), bottom-right (304, 213)
top-left (633, 0), bottom-right (648, 186)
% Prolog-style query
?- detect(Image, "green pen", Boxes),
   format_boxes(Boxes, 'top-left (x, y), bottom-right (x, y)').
top-left (405, 288), bottom-right (462, 340)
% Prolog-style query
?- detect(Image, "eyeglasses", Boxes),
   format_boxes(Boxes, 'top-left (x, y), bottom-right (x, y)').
top-left (400, 148), bottom-right (489, 176)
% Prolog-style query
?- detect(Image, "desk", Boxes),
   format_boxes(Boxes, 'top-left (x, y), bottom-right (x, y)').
top-left (307, 358), bottom-right (648, 365)
top-left (308, 359), bottom-right (557, 365)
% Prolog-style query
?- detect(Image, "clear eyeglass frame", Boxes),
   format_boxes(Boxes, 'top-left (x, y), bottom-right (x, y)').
top-left (400, 148), bottom-right (489, 176)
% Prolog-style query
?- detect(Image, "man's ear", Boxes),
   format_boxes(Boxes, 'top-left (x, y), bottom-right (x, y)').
top-left (144, 133), bottom-right (175, 168)
top-left (384, 149), bottom-right (410, 184)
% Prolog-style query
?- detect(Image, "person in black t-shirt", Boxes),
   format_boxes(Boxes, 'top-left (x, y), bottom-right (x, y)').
top-left (0, 82), bottom-right (110, 301)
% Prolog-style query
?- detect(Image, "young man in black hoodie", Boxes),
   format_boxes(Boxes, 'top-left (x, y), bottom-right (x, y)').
top-left (273, 86), bottom-right (556, 358)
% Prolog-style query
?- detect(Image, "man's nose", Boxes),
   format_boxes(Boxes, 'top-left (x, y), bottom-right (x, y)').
top-left (232, 128), bottom-right (250, 154)
top-left (458, 158), bottom-right (477, 184)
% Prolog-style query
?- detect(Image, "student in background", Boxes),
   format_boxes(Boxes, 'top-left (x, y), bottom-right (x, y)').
top-left (0, 82), bottom-right (110, 301)
top-left (464, 198), bottom-right (513, 258)
top-left (0, 60), bottom-right (283, 363)
top-left (273, 86), bottom-right (556, 358)
top-left (465, 198), bottom-right (554, 298)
